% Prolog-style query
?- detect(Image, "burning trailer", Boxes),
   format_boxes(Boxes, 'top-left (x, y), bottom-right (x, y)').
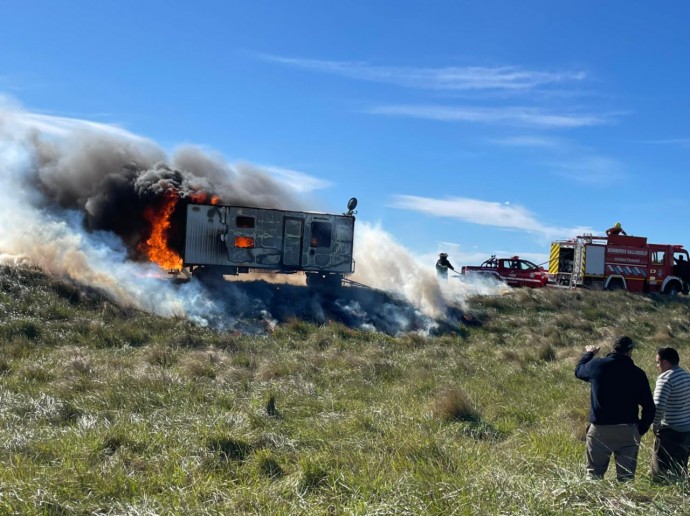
top-left (179, 197), bottom-right (358, 289)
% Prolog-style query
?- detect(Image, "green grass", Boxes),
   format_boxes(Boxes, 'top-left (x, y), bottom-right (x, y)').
top-left (1, 264), bottom-right (690, 513)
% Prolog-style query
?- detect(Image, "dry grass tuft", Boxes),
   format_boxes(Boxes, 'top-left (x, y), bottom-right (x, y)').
top-left (254, 449), bottom-right (284, 479)
top-left (652, 325), bottom-right (675, 343)
top-left (145, 345), bottom-right (178, 368)
top-left (256, 360), bottom-right (294, 380)
top-left (398, 332), bottom-right (429, 349)
top-left (434, 386), bottom-right (481, 422)
top-left (207, 435), bottom-right (252, 462)
top-left (179, 351), bottom-right (220, 379)
top-left (298, 459), bottom-right (330, 493)
top-left (500, 349), bottom-right (523, 363)
top-left (537, 343), bottom-right (557, 362)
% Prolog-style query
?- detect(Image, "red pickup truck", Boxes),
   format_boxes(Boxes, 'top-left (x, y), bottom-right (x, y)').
top-left (460, 255), bottom-right (549, 288)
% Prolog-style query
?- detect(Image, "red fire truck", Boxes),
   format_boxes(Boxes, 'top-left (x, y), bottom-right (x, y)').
top-left (548, 234), bottom-right (690, 294)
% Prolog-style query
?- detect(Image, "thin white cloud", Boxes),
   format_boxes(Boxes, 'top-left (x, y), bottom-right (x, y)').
top-left (258, 54), bottom-right (586, 92)
top-left (489, 135), bottom-right (566, 148)
top-left (262, 165), bottom-right (333, 193)
top-left (643, 138), bottom-right (690, 148)
top-left (369, 104), bottom-right (607, 128)
top-left (390, 195), bottom-right (592, 240)
top-left (548, 156), bottom-right (626, 186)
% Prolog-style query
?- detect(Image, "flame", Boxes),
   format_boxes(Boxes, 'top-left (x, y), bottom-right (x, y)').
top-left (234, 236), bottom-right (254, 248)
top-left (139, 191), bottom-right (183, 270)
top-left (189, 191), bottom-right (220, 205)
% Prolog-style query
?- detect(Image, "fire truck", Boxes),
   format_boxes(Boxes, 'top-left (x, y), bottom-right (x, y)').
top-left (181, 198), bottom-right (358, 288)
top-left (548, 233), bottom-right (690, 294)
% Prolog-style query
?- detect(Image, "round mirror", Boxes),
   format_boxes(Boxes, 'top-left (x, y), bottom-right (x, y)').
top-left (347, 197), bottom-right (358, 211)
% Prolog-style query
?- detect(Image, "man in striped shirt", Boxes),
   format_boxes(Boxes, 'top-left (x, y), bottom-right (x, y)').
top-left (652, 347), bottom-right (690, 479)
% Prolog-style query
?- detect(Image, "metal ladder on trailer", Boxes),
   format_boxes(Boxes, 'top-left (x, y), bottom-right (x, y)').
top-left (569, 238), bottom-right (585, 288)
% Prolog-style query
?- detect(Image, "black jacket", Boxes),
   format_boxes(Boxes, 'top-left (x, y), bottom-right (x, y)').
top-left (575, 351), bottom-right (655, 435)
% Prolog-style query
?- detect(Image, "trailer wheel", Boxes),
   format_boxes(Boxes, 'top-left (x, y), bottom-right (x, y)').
top-left (306, 273), bottom-right (342, 291)
top-left (193, 266), bottom-right (228, 288)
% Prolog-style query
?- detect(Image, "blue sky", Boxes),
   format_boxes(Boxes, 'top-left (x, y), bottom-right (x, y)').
top-left (2, 1), bottom-right (690, 269)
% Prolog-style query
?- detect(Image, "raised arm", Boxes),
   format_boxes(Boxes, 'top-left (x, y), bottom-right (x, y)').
top-left (575, 346), bottom-right (599, 381)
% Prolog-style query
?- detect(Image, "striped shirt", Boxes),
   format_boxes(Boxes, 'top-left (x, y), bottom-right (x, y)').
top-left (653, 366), bottom-right (690, 432)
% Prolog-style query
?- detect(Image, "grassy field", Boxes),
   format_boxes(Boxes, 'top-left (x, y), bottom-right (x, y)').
top-left (1, 264), bottom-right (690, 514)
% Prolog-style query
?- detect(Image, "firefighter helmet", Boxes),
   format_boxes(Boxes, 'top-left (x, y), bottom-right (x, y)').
top-left (439, 252), bottom-right (448, 258)
top-left (615, 222), bottom-right (622, 229)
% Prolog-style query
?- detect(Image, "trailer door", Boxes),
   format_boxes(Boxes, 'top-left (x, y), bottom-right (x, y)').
top-left (283, 218), bottom-right (303, 267)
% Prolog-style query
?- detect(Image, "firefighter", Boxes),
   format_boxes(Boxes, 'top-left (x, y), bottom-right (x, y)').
top-left (436, 253), bottom-right (455, 280)
top-left (606, 222), bottom-right (628, 237)
top-left (674, 255), bottom-right (690, 282)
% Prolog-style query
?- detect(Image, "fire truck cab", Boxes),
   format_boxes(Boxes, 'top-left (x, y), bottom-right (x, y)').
top-left (549, 233), bottom-right (690, 295)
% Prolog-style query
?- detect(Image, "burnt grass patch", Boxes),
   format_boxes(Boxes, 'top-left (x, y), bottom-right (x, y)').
top-left (197, 279), bottom-right (475, 335)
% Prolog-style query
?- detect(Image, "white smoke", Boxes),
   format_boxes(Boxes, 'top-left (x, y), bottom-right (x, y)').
top-left (351, 222), bottom-right (509, 318)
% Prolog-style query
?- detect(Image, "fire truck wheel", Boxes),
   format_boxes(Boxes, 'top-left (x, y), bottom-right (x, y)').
top-left (663, 282), bottom-right (681, 296)
top-left (606, 280), bottom-right (624, 291)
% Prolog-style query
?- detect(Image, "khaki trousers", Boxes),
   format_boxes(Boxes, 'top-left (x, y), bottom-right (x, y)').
top-left (586, 423), bottom-right (640, 481)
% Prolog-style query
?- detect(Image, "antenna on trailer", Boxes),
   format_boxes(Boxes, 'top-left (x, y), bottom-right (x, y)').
top-left (346, 197), bottom-right (358, 216)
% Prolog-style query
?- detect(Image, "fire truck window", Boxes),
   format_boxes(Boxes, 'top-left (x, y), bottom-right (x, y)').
top-left (652, 251), bottom-right (665, 265)
top-left (236, 216), bottom-right (255, 229)
top-left (310, 222), bottom-right (332, 248)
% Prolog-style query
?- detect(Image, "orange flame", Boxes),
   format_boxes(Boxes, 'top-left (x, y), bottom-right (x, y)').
top-left (234, 236), bottom-right (254, 248)
top-left (189, 191), bottom-right (221, 205)
top-left (139, 191), bottom-right (183, 270)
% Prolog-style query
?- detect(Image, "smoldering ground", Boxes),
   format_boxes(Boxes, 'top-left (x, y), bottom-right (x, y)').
top-left (189, 278), bottom-right (467, 335)
top-left (0, 98), bottom-right (505, 334)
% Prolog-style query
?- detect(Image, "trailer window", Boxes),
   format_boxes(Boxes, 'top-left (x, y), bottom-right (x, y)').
top-left (236, 216), bottom-right (255, 229)
top-left (310, 222), bottom-right (332, 248)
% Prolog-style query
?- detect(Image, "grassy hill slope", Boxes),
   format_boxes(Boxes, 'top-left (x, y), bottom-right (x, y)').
top-left (1, 264), bottom-right (690, 514)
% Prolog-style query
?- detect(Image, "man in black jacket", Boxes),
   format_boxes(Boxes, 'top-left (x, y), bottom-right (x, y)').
top-left (575, 335), bottom-right (655, 481)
